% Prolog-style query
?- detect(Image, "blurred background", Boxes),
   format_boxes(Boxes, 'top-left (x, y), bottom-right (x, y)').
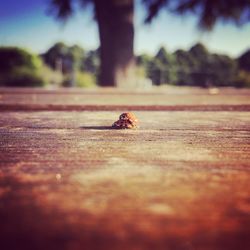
top-left (0, 0), bottom-right (250, 89)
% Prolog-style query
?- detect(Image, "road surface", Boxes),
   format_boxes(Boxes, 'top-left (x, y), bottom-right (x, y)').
top-left (0, 87), bottom-right (250, 250)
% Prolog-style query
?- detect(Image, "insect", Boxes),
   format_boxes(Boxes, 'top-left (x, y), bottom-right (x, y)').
top-left (112, 112), bottom-right (139, 129)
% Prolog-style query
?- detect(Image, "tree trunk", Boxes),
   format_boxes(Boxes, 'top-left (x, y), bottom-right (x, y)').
top-left (94, 0), bottom-right (135, 87)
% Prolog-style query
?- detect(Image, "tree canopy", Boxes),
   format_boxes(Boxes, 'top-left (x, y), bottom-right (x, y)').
top-left (42, 42), bottom-right (85, 73)
top-left (0, 47), bottom-right (45, 87)
top-left (0, 47), bottom-right (42, 73)
top-left (238, 49), bottom-right (250, 72)
top-left (137, 43), bottom-right (240, 87)
top-left (143, 0), bottom-right (250, 30)
top-left (1, 42), bottom-right (250, 88)
top-left (48, 0), bottom-right (250, 87)
top-left (50, 0), bottom-right (250, 30)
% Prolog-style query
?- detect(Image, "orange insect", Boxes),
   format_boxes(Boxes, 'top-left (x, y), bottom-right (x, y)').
top-left (112, 112), bottom-right (139, 129)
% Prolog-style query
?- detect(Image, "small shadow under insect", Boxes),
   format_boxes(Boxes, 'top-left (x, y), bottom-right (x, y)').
top-left (79, 126), bottom-right (115, 130)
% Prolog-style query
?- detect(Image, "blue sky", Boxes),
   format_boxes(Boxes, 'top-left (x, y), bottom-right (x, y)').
top-left (0, 0), bottom-right (250, 57)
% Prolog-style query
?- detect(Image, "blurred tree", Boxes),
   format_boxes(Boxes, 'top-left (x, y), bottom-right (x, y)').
top-left (0, 47), bottom-right (44, 87)
top-left (75, 71), bottom-right (96, 87)
top-left (238, 49), bottom-right (250, 72)
top-left (43, 42), bottom-right (84, 73)
top-left (143, 0), bottom-right (250, 30)
top-left (136, 53), bottom-right (153, 70)
top-left (236, 49), bottom-right (250, 87)
top-left (189, 43), bottom-right (208, 62)
top-left (189, 44), bottom-right (238, 87)
top-left (209, 54), bottom-right (238, 86)
top-left (148, 47), bottom-right (177, 85)
top-left (174, 49), bottom-right (195, 85)
top-left (188, 43), bottom-right (211, 86)
top-left (50, 0), bottom-right (134, 87)
top-left (82, 49), bottom-right (100, 76)
top-left (235, 70), bottom-right (250, 88)
top-left (42, 42), bottom-right (68, 72)
top-left (68, 45), bottom-right (85, 70)
top-left (148, 59), bottom-right (163, 85)
top-left (136, 42), bottom-right (245, 87)
top-left (67, 45), bottom-right (85, 86)
top-left (49, 0), bottom-right (250, 87)
top-left (43, 42), bottom-right (85, 86)
top-left (136, 53), bottom-right (153, 79)
top-left (0, 47), bottom-right (42, 72)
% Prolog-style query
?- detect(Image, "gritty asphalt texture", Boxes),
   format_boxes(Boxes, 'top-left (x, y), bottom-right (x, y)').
top-left (0, 87), bottom-right (250, 250)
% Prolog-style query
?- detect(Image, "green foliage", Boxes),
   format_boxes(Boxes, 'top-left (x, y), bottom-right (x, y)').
top-left (42, 42), bottom-right (68, 70)
top-left (136, 54), bottom-right (153, 67)
top-left (143, 0), bottom-right (250, 30)
top-left (189, 43), bottom-right (209, 63)
top-left (49, 0), bottom-right (92, 22)
top-left (147, 47), bottom-right (177, 85)
top-left (62, 71), bottom-right (96, 87)
top-left (184, 44), bottom-right (238, 87)
top-left (236, 50), bottom-right (250, 87)
top-left (49, 0), bottom-right (250, 31)
top-left (48, 0), bottom-right (250, 87)
top-left (75, 72), bottom-right (96, 87)
top-left (174, 49), bottom-right (195, 85)
top-left (0, 67), bottom-right (44, 87)
top-left (0, 47), bottom-right (45, 87)
top-left (2, 42), bottom-right (248, 88)
top-left (208, 54), bottom-right (238, 87)
top-left (81, 49), bottom-right (100, 76)
top-left (38, 64), bottom-right (63, 86)
top-left (136, 43), bottom-right (246, 88)
top-left (136, 54), bottom-right (153, 79)
top-left (238, 49), bottom-right (250, 72)
top-left (235, 70), bottom-right (250, 88)
top-left (0, 47), bottom-right (42, 72)
top-left (68, 44), bottom-right (85, 70)
top-left (42, 42), bottom-right (85, 73)
top-left (43, 43), bottom-right (99, 87)
top-left (135, 66), bottom-right (147, 78)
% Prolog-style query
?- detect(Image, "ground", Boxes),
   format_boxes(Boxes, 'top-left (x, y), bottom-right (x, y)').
top-left (0, 86), bottom-right (250, 250)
